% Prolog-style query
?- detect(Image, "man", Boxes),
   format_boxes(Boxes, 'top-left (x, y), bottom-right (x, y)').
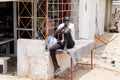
top-left (49, 17), bottom-right (75, 73)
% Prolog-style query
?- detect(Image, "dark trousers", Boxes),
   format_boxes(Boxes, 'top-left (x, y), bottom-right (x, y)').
top-left (49, 32), bottom-right (75, 67)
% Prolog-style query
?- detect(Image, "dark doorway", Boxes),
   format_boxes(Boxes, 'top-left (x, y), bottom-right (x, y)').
top-left (0, 2), bottom-right (14, 55)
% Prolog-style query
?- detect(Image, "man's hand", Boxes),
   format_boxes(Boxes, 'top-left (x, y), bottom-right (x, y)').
top-left (64, 46), bottom-right (67, 51)
top-left (54, 26), bottom-right (67, 36)
top-left (61, 27), bottom-right (71, 34)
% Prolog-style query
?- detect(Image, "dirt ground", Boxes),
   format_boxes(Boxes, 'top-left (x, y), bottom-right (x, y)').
top-left (1, 32), bottom-right (120, 80)
top-left (0, 75), bottom-right (32, 80)
top-left (0, 67), bottom-right (120, 80)
top-left (93, 32), bottom-right (120, 72)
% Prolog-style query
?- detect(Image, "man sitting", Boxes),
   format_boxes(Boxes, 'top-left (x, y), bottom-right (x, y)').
top-left (49, 17), bottom-right (75, 73)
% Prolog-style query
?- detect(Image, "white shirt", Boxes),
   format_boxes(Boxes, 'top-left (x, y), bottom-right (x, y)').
top-left (57, 23), bottom-right (75, 42)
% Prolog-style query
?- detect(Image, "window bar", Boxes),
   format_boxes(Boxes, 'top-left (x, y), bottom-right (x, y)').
top-left (62, 0), bottom-right (63, 23)
top-left (45, 0), bottom-right (48, 39)
top-left (18, 2), bottom-right (20, 39)
top-left (32, 1), bottom-right (34, 39)
top-left (53, 0), bottom-right (55, 31)
top-left (58, 0), bottom-right (59, 25)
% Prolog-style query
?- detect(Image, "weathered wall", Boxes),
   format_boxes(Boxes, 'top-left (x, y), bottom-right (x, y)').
top-left (79, 0), bottom-right (106, 39)
top-left (17, 39), bottom-right (70, 80)
top-left (104, 0), bottom-right (112, 31)
top-left (71, 0), bottom-right (80, 39)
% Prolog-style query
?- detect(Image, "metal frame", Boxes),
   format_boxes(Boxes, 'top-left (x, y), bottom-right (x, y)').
top-left (54, 50), bottom-right (93, 80)
top-left (13, 2), bottom-right (17, 56)
top-left (17, 1), bottom-right (34, 39)
top-left (17, 0), bottom-right (80, 39)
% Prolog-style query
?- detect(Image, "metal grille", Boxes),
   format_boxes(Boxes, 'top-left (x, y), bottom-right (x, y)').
top-left (17, 1), bottom-right (34, 39)
top-left (47, 0), bottom-right (80, 39)
top-left (37, 0), bottom-right (46, 39)
top-left (17, 0), bottom-right (80, 39)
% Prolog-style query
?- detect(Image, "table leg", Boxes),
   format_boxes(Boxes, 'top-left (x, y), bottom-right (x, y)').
top-left (3, 60), bottom-right (7, 74)
top-left (91, 50), bottom-right (93, 69)
top-left (6, 43), bottom-right (10, 56)
top-left (70, 57), bottom-right (73, 80)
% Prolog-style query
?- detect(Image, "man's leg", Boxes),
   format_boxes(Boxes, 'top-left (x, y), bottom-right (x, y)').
top-left (49, 43), bottom-right (64, 72)
top-left (64, 32), bottom-right (75, 48)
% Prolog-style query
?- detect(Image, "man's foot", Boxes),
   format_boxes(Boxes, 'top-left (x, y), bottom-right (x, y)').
top-left (64, 46), bottom-right (67, 51)
top-left (53, 66), bottom-right (61, 74)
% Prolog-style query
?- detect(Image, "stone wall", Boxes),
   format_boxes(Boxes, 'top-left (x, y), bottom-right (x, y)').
top-left (17, 39), bottom-right (70, 80)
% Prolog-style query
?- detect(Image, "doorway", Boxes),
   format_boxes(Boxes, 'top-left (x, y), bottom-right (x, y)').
top-left (0, 2), bottom-right (14, 56)
top-left (0, 2), bottom-right (17, 75)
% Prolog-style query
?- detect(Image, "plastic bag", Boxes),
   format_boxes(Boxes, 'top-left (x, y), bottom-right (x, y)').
top-left (46, 36), bottom-right (57, 50)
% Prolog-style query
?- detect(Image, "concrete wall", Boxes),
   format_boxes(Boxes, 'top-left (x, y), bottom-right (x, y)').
top-left (104, 0), bottom-right (112, 31)
top-left (17, 39), bottom-right (70, 80)
top-left (71, 0), bottom-right (80, 39)
top-left (79, 0), bottom-right (106, 39)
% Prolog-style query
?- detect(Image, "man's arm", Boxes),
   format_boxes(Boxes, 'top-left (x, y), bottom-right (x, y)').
top-left (54, 28), bottom-right (61, 36)
top-left (54, 25), bottom-right (66, 36)
top-left (61, 27), bottom-right (71, 34)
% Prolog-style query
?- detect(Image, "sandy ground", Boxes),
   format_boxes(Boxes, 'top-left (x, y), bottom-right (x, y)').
top-left (93, 32), bottom-right (120, 71)
top-left (53, 67), bottom-right (120, 80)
top-left (1, 67), bottom-right (120, 80)
top-left (0, 75), bottom-right (32, 80)
top-left (1, 32), bottom-right (120, 80)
